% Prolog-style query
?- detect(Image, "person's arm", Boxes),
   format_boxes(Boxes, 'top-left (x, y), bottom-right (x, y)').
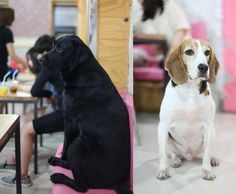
top-left (30, 68), bottom-right (52, 97)
top-left (6, 43), bottom-right (28, 68)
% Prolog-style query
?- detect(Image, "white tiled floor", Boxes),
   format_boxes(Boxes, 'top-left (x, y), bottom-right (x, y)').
top-left (134, 112), bottom-right (236, 194)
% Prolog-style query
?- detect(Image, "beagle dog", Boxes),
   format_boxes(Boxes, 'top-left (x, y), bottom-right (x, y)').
top-left (157, 39), bottom-right (220, 181)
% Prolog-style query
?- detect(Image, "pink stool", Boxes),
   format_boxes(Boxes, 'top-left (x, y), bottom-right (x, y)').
top-left (134, 67), bottom-right (164, 82)
top-left (51, 94), bottom-right (133, 194)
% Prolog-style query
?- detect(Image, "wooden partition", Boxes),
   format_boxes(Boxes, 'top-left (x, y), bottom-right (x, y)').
top-left (78, 0), bottom-right (131, 91)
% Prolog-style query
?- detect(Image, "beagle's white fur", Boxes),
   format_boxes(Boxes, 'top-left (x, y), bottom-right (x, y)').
top-left (157, 39), bottom-right (220, 181)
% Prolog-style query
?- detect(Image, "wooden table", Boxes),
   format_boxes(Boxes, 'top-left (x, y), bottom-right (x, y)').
top-left (0, 114), bottom-right (21, 194)
top-left (0, 93), bottom-right (39, 174)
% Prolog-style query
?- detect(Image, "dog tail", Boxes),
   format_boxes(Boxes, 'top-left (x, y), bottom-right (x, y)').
top-left (113, 183), bottom-right (133, 194)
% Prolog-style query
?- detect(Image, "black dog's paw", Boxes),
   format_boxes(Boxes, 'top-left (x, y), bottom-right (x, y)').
top-left (48, 156), bottom-right (70, 169)
top-left (50, 173), bottom-right (64, 184)
top-left (48, 156), bottom-right (61, 166)
top-left (51, 173), bottom-right (87, 193)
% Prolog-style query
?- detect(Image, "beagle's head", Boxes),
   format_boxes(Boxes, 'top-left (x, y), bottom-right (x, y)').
top-left (165, 39), bottom-right (220, 85)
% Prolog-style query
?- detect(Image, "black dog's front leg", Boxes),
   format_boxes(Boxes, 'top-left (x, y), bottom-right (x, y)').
top-left (61, 128), bottom-right (79, 160)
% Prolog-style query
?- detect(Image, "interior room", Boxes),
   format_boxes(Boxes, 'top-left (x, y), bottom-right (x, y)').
top-left (0, 0), bottom-right (133, 194)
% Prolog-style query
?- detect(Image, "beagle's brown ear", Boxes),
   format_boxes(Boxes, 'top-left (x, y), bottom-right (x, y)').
top-left (208, 46), bottom-right (220, 84)
top-left (165, 45), bottom-right (188, 85)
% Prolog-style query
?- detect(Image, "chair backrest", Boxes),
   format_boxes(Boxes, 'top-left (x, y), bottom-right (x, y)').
top-left (134, 44), bottom-right (158, 67)
top-left (191, 22), bottom-right (207, 40)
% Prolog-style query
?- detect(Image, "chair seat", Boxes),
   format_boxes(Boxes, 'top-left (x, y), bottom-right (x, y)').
top-left (134, 67), bottom-right (164, 82)
top-left (51, 143), bottom-right (117, 194)
top-left (51, 94), bottom-right (133, 194)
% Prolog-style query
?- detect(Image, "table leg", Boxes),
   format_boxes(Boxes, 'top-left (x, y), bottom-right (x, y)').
top-left (12, 103), bottom-right (15, 114)
top-left (40, 135), bottom-right (43, 147)
top-left (5, 103), bottom-right (8, 114)
top-left (34, 102), bottom-right (38, 174)
top-left (15, 120), bottom-right (22, 194)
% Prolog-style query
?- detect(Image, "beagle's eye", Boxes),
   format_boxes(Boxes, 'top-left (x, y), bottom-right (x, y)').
top-left (204, 50), bottom-right (210, 56)
top-left (185, 49), bottom-right (194, 56)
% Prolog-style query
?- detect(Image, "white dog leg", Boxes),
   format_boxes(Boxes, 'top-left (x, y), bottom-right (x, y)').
top-left (202, 123), bottom-right (216, 180)
top-left (157, 122), bottom-right (170, 180)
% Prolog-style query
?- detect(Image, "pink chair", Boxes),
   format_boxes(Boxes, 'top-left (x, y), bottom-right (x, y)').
top-left (134, 67), bottom-right (164, 82)
top-left (133, 44), bottom-right (164, 82)
top-left (51, 94), bottom-right (133, 194)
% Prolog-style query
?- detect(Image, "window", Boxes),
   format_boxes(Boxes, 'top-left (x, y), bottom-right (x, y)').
top-left (54, 5), bottom-right (78, 38)
top-left (51, 0), bottom-right (77, 38)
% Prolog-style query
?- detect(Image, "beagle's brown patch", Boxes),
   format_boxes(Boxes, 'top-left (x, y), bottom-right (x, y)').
top-left (198, 80), bottom-right (210, 96)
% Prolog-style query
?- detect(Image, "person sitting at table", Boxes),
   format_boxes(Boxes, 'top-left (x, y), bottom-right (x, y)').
top-left (133, 0), bottom-right (191, 83)
top-left (0, 34), bottom-right (64, 187)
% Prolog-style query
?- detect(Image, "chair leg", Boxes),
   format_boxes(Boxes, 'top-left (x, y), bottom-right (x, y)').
top-left (40, 134), bottom-right (43, 147)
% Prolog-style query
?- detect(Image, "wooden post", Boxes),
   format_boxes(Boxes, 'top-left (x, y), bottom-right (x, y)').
top-left (97, 0), bottom-right (131, 90)
top-left (78, 0), bottom-right (89, 44)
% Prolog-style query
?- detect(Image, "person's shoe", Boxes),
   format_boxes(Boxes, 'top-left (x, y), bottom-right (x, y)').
top-left (0, 175), bottom-right (32, 187)
top-left (0, 161), bottom-right (16, 171)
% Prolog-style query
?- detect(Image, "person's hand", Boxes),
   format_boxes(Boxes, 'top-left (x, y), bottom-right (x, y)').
top-left (47, 96), bottom-right (57, 109)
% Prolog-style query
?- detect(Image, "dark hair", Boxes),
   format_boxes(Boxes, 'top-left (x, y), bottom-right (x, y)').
top-left (142, 0), bottom-right (165, 21)
top-left (26, 47), bottom-right (41, 74)
top-left (0, 7), bottom-right (15, 26)
top-left (33, 35), bottom-right (55, 53)
top-left (27, 35), bottom-right (54, 74)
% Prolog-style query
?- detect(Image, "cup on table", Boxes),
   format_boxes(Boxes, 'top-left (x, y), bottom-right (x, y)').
top-left (0, 83), bottom-right (9, 96)
top-left (8, 80), bottom-right (19, 94)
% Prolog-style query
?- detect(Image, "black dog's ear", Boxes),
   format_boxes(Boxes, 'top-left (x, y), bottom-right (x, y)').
top-left (71, 36), bottom-right (90, 65)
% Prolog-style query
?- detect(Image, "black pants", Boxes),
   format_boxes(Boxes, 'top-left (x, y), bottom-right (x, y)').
top-left (33, 110), bottom-right (64, 134)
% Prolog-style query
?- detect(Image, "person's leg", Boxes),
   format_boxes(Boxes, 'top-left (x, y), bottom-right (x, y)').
top-left (24, 107), bottom-right (47, 123)
top-left (5, 122), bottom-right (35, 177)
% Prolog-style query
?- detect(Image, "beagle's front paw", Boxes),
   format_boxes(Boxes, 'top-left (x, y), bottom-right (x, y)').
top-left (157, 170), bottom-right (170, 180)
top-left (171, 158), bottom-right (183, 168)
top-left (203, 170), bottom-right (216, 181)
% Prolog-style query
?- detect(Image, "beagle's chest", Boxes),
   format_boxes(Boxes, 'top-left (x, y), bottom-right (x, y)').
top-left (167, 97), bottom-right (213, 157)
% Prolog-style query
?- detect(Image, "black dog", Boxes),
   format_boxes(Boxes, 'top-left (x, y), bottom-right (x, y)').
top-left (40, 35), bottom-right (132, 194)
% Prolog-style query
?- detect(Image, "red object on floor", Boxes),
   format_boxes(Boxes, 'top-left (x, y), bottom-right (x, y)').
top-left (51, 94), bottom-right (133, 194)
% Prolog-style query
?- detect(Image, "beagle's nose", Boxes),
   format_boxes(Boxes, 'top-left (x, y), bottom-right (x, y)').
top-left (198, 64), bottom-right (208, 74)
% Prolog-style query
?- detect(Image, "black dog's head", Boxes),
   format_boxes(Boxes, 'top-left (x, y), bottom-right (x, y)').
top-left (39, 35), bottom-right (90, 75)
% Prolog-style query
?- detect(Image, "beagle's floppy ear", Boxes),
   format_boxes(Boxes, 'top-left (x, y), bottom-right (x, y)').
top-left (208, 46), bottom-right (220, 84)
top-left (165, 44), bottom-right (188, 85)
